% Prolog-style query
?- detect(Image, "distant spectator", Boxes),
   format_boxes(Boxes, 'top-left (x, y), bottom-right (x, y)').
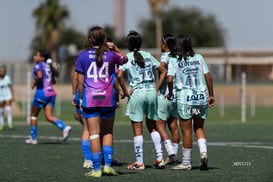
top-left (0, 65), bottom-right (15, 130)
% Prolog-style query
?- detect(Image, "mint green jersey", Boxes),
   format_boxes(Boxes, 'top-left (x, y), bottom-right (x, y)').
top-left (168, 53), bottom-right (209, 105)
top-left (0, 75), bottom-right (13, 101)
top-left (159, 52), bottom-right (177, 102)
top-left (159, 52), bottom-right (169, 96)
top-left (119, 51), bottom-right (160, 91)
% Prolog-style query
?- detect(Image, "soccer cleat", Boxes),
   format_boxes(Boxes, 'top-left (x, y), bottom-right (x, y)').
top-left (127, 162), bottom-right (145, 170)
top-left (83, 160), bottom-right (93, 169)
top-left (172, 163), bottom-right (192, 170)
top-left (25, 137), bottom-right (38, 145)
top-left (164, 154), bottom-right (178, 165)
top-left (151, 159), bottom-right (165, 169)
top-left (85, 169), bottom-right (102, 178)
top-left (200, 153), bottom-right (208, 170)
top-left (103, 165), bottom-right (118, 176)
top-left (62, 126), bottom-right (72, 141)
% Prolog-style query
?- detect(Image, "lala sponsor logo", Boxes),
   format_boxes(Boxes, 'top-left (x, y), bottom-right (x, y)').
top-left (187, 94), bottom-right (205, 101)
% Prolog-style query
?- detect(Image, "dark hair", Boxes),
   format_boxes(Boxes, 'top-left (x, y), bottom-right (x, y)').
top-left (38, 49), bottom-right (58, 84)
top-left (85, 26), bottom-right (108, 67)
top-left (126, 30), bottom-right (145, 68)
top-left (162, 34), bottom-right (177, 57)
top-left (176, 34), bottom-right (195, 61)
top-left (107, 36), bottom-right (113, 43)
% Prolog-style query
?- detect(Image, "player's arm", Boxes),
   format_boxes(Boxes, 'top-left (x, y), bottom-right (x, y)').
top-left (77, 73), bottom-right (84, 109)
top-left (117, 69), bottom-right (129, 98)
top-left (166, 75), bottom-right (174, 100)
top-left (156, 63), bottom-right (167, 92)
top-left (71, 71), bottom-right (77, 106)
top-left (32, 70), bottom-right (42, 89)
top-left (107, 41), bottom-right (127, 63)
top-left (204, 72), bottom-right (215, 107)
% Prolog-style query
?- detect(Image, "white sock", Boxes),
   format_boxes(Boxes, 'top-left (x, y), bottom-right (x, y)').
top-left (5, 106), bottom-right (12, 126)
top-left (172, 143), bottom-right (179, 156)
top-left (164, 139), bottom-right (175, 156)
top-left (182, 148), bottom-right (192, 165)
top-left (197, 138), bottom-right (207, 154)
top-left (0, 108), bottom-right (3, 126)
top-left (134, 135), bottom-right (143, 164)
top-left (150, 131), bottom-right (163, 160)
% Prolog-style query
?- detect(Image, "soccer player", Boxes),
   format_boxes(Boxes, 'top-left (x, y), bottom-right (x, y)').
top-left (72, 70), bottom-right (93, 169)
top-left (0, 65), bottom-right (15, 130)
top-left (25, 50), bottom-right (72, 144)
top-left (157, 34), bottom-right (180, 165)
top-left (117, 30), bottom-right (167, 170)
top-left (75, 26), bottom-right (125, 177)
top-left (167, 34), bottom-right (215, 170)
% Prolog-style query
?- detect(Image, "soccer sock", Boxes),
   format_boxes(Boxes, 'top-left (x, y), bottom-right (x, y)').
top-left (172, 143), bottom-right (179, 156)
top-left (102, 146), bottom-right (113, 167)
top-left (91, 152), bottom-right (102, 171)
top-left (5, 106), bottom-right (12, 126)
top-left (53, 119), bottom-right (66, 130)
top-left (197, 138), bottom-right (207, 154)
top-left (163, 139), bottom-right (175, 156)
top-left (30, 125), bottom-right (37, 140)
top-left (81, 140), bottom-right (92, 161)
top-left (150, 131), bottom-right (163, 160)
top-left (134, 135), bottom-right (144, 164)
top-left (0, 108), bottom-right (4, 127)
top-left (182, 148), bottom-right (192, 165)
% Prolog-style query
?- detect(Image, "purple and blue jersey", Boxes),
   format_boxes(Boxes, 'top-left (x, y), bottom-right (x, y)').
top-left (75, 48), bottom-right (124, 108)
top-left (32, 61), bottom-right (57, 108)
top-left (33, 61), bottom-right (56, 97)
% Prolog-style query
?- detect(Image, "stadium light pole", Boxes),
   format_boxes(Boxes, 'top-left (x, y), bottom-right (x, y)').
top-left (148, 0), bottom-right (167, 52)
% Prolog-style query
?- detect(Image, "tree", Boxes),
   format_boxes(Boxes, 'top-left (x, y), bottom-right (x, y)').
top-left (32, 0), bottom-right (69, 62)
top-left (139, 6), bottom-right (225, 48)
top-left (60, 27), bottom-right (86, 50)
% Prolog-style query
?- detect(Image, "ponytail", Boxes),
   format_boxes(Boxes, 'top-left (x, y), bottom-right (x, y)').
top-left (133, 49), bottom-right (145, 68)
top-left (126, 31), bottom-right (145, 68)
top-left (95, 46), bottom-right (106, 67)
top-left (86, 26), bottom-right (108, 67)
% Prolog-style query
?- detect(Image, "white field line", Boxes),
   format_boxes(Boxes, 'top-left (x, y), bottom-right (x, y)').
top-left (0, 134), bottom-right (273, 150)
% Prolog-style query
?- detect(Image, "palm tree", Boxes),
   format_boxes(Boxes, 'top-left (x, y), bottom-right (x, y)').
top-left (148, 0), bottom-right (167, 50)
top-left (32, 0), bottom-right (69, 62)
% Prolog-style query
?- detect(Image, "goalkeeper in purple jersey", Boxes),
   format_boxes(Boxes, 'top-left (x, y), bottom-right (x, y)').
top-left (25, 50), bottom-right (72, 145)
top-left (75, 26), bottom-right (125, 178)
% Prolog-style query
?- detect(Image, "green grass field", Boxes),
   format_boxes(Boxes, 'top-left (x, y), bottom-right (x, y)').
top-left (1, 102), bottom-right (273, 182)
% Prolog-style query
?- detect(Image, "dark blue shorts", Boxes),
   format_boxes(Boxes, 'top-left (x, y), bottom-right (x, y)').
top-left (82, 107), bottom-right (116, 119)
top-left (32, 89), bottom-right (56, 108)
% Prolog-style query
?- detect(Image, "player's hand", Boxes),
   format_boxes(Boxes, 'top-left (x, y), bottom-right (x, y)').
top-left (165, 92), bottom-right (173, 101)
top-left (208, 96), bottom-right (215, 107)
top-left (107, 42), bottom-right (115, 50)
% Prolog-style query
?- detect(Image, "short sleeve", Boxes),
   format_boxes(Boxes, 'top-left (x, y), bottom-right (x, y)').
top-left (167, 60), bottom-right (175, 76)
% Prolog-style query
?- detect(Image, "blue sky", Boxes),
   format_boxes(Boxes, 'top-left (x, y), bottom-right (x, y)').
top-left (0, 0), bottom-right (273, 61)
